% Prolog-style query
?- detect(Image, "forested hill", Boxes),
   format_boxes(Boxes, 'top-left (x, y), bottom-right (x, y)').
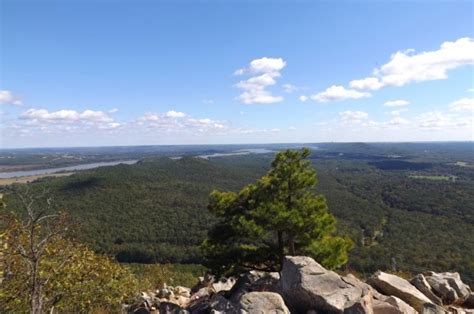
top-left (3, 148), bottom-right (474, 285)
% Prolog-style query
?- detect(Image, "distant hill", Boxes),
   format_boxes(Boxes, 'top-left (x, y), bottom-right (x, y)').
top-left (2, 143), bottom-right (473, 285)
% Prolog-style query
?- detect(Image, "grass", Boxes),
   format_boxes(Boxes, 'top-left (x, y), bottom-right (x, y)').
top-left (124, 263), bottom-right (207, 289)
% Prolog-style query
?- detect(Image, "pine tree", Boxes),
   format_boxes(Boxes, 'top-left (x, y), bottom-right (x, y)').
top-left (202, 148), bottom-right (352, 275)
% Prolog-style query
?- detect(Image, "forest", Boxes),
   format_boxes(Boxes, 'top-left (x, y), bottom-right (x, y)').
top-left (1, 142), bottom-right (473, 285)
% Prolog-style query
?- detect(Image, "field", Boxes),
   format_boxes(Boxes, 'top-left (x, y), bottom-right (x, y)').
top-left (0, 172), bottom-right (74, 186)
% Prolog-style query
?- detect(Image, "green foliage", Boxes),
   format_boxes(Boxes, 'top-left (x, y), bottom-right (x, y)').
top-left (0, 214), bottom-right (139, 313)
top-left (126, 263), bottom-right (206, 289)
top-left (202, 149), bottom-right (352, 275)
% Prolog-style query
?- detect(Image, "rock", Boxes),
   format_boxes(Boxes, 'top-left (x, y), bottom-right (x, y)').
top-left (239, 291), bottom-right (290, 314)
top-left (280, 256), bottom-right (365, 313)
top-left (343, 291), bottom-right (374, 314)
top-left (187, 293), bottom-right (239, 314)
top-left (368, 271), bottom-right (433, 312)
top-left (372, 296), bottom-right (417, 314)
top-left (174, 286), bottom-right (191, 298)
top-left (158, 301), bottom-right (186, 314)
top-left (411, 274), bottom-right (443, 305)
top-left (447, 305), bottom-right (474, 314)
top-left (463, 293), bottom-right (474, 308)
top-left (212, 277), bottom-right (237, 293)
top-left (422, 303), bottom-right (449, 314)
top-left (423, 272), bottom-right (472, 305)
top-left (227, 271), bottom-right (280, 303)
top-left (342, 273), bottom-right (387, 301)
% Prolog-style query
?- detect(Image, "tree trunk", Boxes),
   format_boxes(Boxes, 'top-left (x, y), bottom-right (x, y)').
top-left (288, 236), bottom-right (296, 256)
top-left (30, 260), bottom-right (43, 314)
top-left (277, 231), bottom-right (284, 266)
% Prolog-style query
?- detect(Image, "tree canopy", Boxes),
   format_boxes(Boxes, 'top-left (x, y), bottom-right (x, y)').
top-left (202, 148), bottom-right (352, 275)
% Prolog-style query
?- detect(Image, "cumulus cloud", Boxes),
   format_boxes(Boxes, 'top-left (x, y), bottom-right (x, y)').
top-left (138, 111), bottom-right (227, 133)
top-left (351, 38), bottom-right (474, 91)
top-left (21, 108), bottom-right (113, 123)
top-left (449, 97), bottom-right (474, 112)
top-left (314, 38), bottom-right (474, 103)
top-left (165, 110), bottom-right (186, 118)
top-left (384, 100), bottom-right (410, 107)
top-left (0, 90), bottom-right (23, 106)
top-left (339, 110), bottom-right (369, 124)
top-left (312, 85), bottom-right (371, 103)
top-left (349, 77), bottom-right (384, 91)
top-left (299, 95), bottom-right (308, 102)
top-left (376, 38), bottom-right (474, 87)
top-left (235, 57), bottom-right (286, 104)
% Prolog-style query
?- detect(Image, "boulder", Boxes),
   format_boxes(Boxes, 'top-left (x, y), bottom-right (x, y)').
top-left (423, 272), bottom-right (472, 305)
top-left (239, 291), bottom-right (290, 314)
top-left (227, 271), bottom-right (280, 303)
top-left (280, 256), bottom-right (365, 313)
top-left (411, 274), bottom-right (443, 305)
top-left (368, 271), bottom-right (433, 312)
top-left (372, 297), bottom-right (417, 314)
top-left (343, 291), bottom-right (373, 314)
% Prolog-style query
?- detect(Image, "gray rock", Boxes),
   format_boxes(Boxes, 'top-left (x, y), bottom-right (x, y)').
top-left (368, 271), bottom-right (433, 312)
top-left (239, 291), bottom-right (290, 314)
top-left (411, 274), bottom-right (443, 305)
top-left (227, 271), bottom-right (280, 303)
top-left (212, 277), bottom-right (237, 293)
top-left (422, 303), bottom-right (449, 314)
top-left (423, 272), bottom-right (472, 305)
top-left (463, 293), bottom-right (474, 308)
top-left (372, 297), bottom-right (417, 314)
top-left (280, 256), bottom-right (365, 313)
top-left (343, 291), bottom-right (373, 314)
top-left (187, 293), bottom-right (239, 314)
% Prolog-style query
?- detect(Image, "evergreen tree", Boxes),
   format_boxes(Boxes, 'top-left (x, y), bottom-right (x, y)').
top-left (202, 148), bottom-right (352, 275)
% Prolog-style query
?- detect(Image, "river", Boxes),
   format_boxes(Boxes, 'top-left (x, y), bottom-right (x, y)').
top-left (0, 160), bottom-right (139, 179)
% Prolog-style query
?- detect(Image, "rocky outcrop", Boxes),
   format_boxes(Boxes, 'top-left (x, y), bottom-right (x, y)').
top-left (422, 272), bottom-right (472, 306)
top-left (411, 274), bottom-right (443, 305)
top-left (127, 255), bottom-right (474, 314)
top-left (280, 256), bottom-right (364, 313)
top-left (368, 271), bottom-right (433, 312)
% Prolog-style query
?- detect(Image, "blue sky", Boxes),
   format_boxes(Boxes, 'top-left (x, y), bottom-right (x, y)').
top-left (1, 0), bottom-right (473, 148)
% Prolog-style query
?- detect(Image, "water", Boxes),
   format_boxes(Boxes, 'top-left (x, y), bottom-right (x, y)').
top-left (0, 160), bottom-right (139, 179)
top-left (198, 148), bottom-right (274, 159)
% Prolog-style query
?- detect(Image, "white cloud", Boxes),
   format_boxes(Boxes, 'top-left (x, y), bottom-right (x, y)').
top-left (137, 111), bottom-right (227, 133)
top-left (0, 90), bottom-right (23, 106)
top-left (202, 99), bottom-right (214, 104)
top-left (108, 108), bottom-right (119, 113)
top-left (449, 97), bottom-right (474, 112)
top-left (312, 85), bottom-right (371, 103)
top-left (384, 100), bottom-right (410, 107)
top-left (376, 38), bottom-right (474, 87)
top-left (299, 95), bottom-right (308, 102)
top-left (283, 84), bottom-right (298, 93)
top-left (388, 116), bottom-right (410, 125)
top-left (339, 110), bottom-right (369, 124)
top-left (349, 77), bottom-right (384, 90)
top-left (165, 110), bottom-right (186, 118)
top-left (350, 37), bottom-right (474, 92)
top-left (235, 57), bottom-right (286, 104)
top-left (21, 108), bottom-right (113, 123)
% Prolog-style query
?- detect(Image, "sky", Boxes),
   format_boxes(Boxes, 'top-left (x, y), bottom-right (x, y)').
top-left (1, 0), bottom-right (473, 148)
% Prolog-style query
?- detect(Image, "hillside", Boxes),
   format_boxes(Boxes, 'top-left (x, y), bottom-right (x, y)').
top-left (2, 145), bottom-right (474, 285)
